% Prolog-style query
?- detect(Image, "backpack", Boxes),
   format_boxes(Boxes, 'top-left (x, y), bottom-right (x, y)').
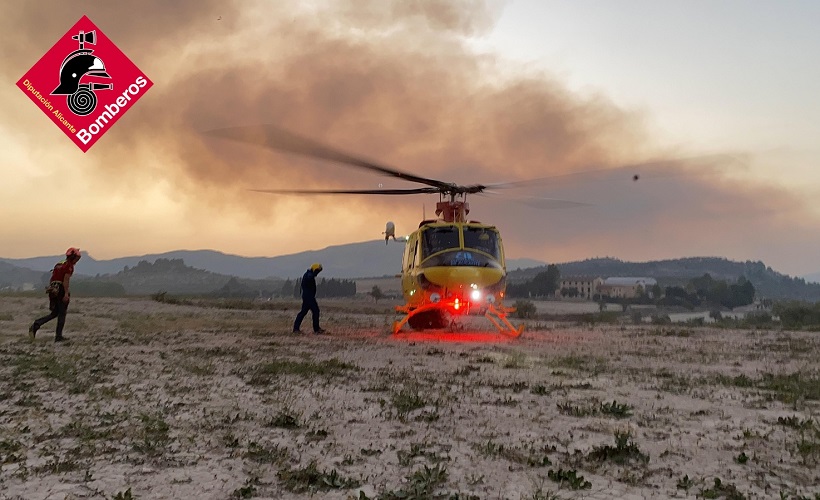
top-left (45, 281), bottom-right (62, 299)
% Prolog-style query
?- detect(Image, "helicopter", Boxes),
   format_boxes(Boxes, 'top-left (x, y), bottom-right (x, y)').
top-left (208, 125), bottom-right (731, 337)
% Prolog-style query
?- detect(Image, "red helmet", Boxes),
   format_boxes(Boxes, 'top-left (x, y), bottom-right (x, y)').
top-left (66, 247), bottom-right (81, 259)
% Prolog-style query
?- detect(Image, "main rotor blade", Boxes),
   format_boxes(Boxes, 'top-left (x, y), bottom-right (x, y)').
top-left (480, 191), bottom-right (593, 209)
top-left (484, 154), bottom-right (746, 191)
top-left (208, 124), bottom-right (453, 190)
top-left (250, 187), bottom-right (440, 195)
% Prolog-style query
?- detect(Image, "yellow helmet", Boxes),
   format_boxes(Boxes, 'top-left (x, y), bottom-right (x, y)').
top-left (310, 263), bottom-right (323, 272)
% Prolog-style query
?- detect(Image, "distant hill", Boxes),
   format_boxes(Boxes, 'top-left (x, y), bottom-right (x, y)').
top-left (0, 261), bottom-right (45, 290)
top-left (0, 240), bottom-right (545, 280)
top-left (508, 257), bottom-right (820, 302)
top-left (102, 258), bottom-right (290, 296)
top-left (505, 258), bottom-right (548, 271)
top-left (102, 258), bottom-right (240, 295)
top-left (0, 256), bottom-right (286, 296)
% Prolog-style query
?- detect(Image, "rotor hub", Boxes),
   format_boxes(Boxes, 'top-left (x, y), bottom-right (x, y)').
top-left (435, 200), bottom-right (469, 222)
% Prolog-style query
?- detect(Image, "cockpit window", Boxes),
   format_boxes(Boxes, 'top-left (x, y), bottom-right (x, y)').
top-left (463, 226), bottom-right (500, 259)
top-left (422, 226), bottom-right (460, 257)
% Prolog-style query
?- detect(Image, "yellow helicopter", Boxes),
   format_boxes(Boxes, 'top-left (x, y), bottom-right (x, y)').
top-left (384, 198), bottom-right (521, 336)
top-left (208, 125), bottom-right (544, 336)
top-left (208, 125), bottom-right (714, 336)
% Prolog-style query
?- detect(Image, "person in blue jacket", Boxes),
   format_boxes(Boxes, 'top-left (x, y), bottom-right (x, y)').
top-left (293, 263), bottom-right (327, 334)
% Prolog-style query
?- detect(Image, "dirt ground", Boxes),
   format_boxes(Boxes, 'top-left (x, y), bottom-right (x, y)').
top-left (1, 296), bottom-right (818, 499)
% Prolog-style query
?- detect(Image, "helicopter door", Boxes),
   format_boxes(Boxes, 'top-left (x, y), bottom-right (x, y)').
top-left (400, 233), bottom-right (420, 297)
top-left (412, 237), bottom-right (422, 268)
top-left (402, 233), bottom-right (420, 271)
top-left (402, 235), bottom-right (412, 271)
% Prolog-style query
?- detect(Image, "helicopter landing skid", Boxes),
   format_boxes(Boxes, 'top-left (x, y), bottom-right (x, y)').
top-left (392, 303), bottom-right (524, 338)
top-left (484, 304), bottom-right (524, 338)
top-left (392, 303), bottom-right (443, 334)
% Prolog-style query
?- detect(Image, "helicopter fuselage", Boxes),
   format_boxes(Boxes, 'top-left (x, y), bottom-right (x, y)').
top-left (401, 221), bottom-right (507, 317)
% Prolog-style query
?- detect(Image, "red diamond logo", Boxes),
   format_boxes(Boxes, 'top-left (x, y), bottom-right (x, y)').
top-left (17, 15), bottom-right (152, 152)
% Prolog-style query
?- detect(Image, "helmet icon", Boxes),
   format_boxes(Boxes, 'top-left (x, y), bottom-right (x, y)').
top-left (51, 30), bottom-right (112, 116)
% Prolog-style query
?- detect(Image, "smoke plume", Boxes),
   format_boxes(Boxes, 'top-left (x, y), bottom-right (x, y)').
top-left (3, 0), bottom-right (816, 274)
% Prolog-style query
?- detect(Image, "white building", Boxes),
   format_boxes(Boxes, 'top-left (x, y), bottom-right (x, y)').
top-left (597, 277), bottom-right (657, 299)
top-left (559, 276), bottom-right (604, 300)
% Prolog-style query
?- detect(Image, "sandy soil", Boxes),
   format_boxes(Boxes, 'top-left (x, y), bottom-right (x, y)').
top-left (0, 296), bottom-right (818, 499)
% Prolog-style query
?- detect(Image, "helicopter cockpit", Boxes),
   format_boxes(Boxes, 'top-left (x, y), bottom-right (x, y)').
top-left (463, 226), bottom-right (501, 259)
top-left (420, 225), bottom-right (502, 267)
top-left (422, 226), bottom-right (461, 256)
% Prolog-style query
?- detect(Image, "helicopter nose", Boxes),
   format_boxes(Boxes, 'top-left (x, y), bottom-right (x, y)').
top-left (423, 266), bottom-right (503, 289)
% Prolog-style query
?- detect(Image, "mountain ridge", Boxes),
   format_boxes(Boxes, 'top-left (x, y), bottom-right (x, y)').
top-left (0, 240), bottom-right (546, 280)
top-left (2, 243), bottom-right (818, 301)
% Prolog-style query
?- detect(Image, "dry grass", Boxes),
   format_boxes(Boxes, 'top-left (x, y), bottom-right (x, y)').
top-left (0, 296), bottom-right (819, 499)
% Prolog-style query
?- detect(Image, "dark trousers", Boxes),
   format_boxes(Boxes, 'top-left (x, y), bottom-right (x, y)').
top-left (34, 294), bottom-right (69, 338)
top-left (293, 297), bottom-right (320, 332)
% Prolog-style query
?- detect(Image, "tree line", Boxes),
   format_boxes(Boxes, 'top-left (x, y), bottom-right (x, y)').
top-left (651, 274), bottom-right (755, 310)
top-left (772, 301), bottom-right (820, 329)
top-left (507, 267), bottom-right (757, 310)
top-left (506, 265), bottom-right (561, 298)
top-left (283, 277), bottom-right (357, 298)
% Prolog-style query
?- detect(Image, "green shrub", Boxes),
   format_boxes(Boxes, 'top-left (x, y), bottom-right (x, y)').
top-left (513, 300), bottom-right (537, 319)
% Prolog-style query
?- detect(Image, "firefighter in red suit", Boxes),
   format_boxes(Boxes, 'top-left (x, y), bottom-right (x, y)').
top-left (29, 247), bottom-right (81, 342)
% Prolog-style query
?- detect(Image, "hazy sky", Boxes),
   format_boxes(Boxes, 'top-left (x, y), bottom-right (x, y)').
top-left (3, 0), bottom-right (819, 277)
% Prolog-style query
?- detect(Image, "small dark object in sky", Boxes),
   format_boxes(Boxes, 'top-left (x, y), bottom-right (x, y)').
top-left (633, 174), bottom-right (640, 181)
top-left (217, 16), bottom-right (222, 21)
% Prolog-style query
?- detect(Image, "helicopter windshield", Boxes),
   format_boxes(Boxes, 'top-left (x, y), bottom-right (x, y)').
top-left (463, 226), bottom-right (501, 259)
top-left (422, 226), bottom-right (460, 257)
